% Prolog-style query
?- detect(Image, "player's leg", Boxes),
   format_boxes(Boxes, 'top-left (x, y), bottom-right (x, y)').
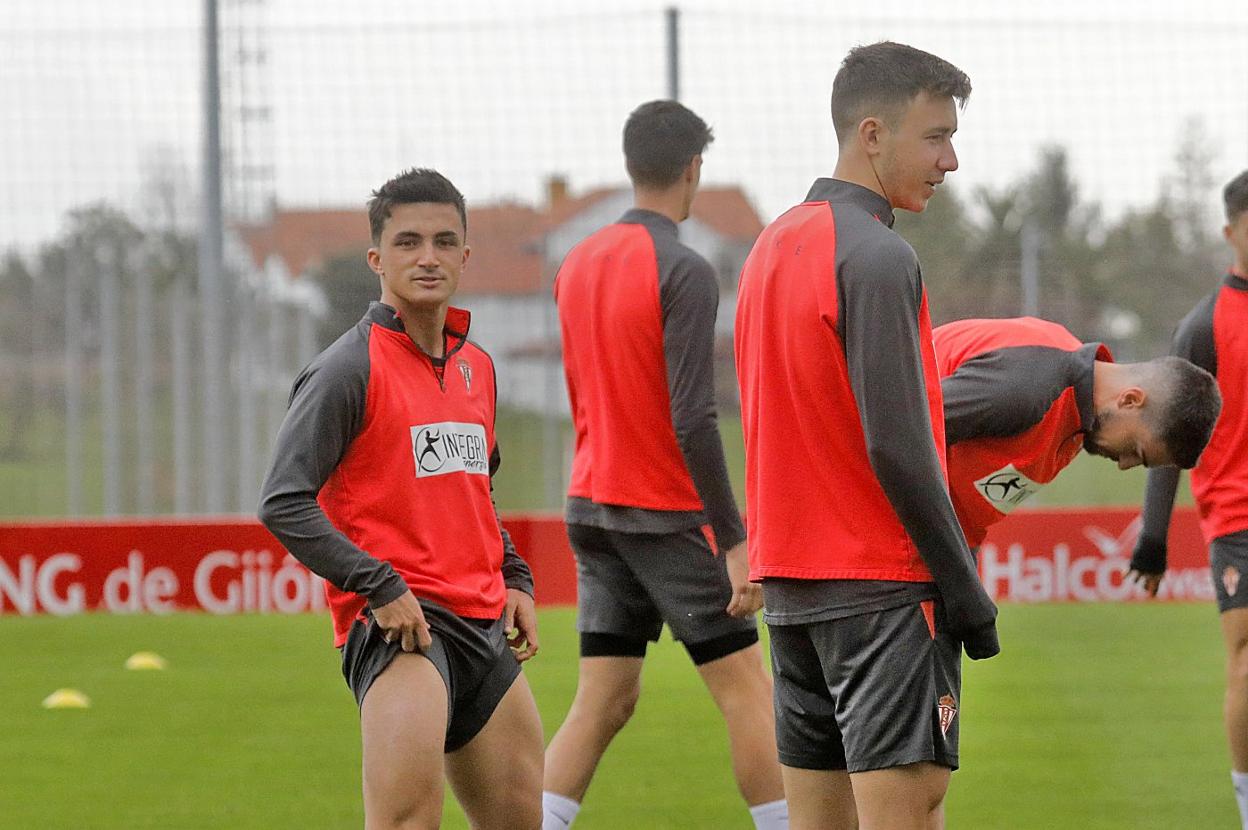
top-left (780, 767), bottom-right (857, 830)
top-left (446, 672), bottom-right (545, 830)
top-left (1212, 533), bottom-right (1248, 828)
top-left (768, 621), bottom-right (855, 828)
top-left (359, 652), bottom-right (450, 830)
top-left (850, 763), bottom-right (949, 830)
top-left (543, 652), bottom-right (646, 800)
top-left (695, 641), bottom-right (787, 808)
top-left (637, 527), bottom-right (786, 823)
top-left (543, 523), bottom-right (662, 828)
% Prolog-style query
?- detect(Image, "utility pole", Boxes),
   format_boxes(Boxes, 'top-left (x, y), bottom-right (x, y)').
top-left (666, 6), bottom-right (680, 101)
top-left (200, 0), bottom-right (227, 512)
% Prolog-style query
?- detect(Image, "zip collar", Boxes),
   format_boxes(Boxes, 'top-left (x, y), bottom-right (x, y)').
top-left (805, 178), bottom-right (895, 228)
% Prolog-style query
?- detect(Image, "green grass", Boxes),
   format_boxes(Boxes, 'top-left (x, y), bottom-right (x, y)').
top-left (0, 403), bottom-right (1197, 517)
top-left (0, 604), bottom-right (1234, 828)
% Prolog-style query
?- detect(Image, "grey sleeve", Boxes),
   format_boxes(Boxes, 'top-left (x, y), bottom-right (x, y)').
top-left (943, 347), bottom-right (1074, 445)
top-left (1133, 303), bottom-right (1215, 572)
top-left (257, 340), bottom-right (408, 608)
top-left (839, 248), bottom-right (997, 654)
top-left (490, 443), bottom-right (535, 597)
top-left (660, 255), bottom-right (746, 551)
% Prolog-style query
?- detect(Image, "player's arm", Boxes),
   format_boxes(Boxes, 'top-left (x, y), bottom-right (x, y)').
top-left (489, 443), bottom-right (539, 661)
top-left (660, 255), bottom-right (758, 617)
top-left (258, 348), bottom-right (429, 649)
top-left (1131, 301), bottom-right (1217, 595)
top-left (942, 347), bottom-right (1067, 444)
top-left (840, 248), bottom-right (998, 658)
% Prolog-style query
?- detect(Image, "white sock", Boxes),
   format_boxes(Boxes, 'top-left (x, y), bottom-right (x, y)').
top-left (1232, 770), bottom-right (1248, 829)
top-left (542, 791), bottom-right (581, 830)
top-left (749, 798), bottom-right (789, 830)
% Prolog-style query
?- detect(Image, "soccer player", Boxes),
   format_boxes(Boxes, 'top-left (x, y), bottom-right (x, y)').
top-left (258, 169), bottom-right (543, 830)
top-left (734, 42), bottom-right (998, 829)
top-left (936, 316), bottom-right (1219, 551)
top-left (543, 101), bottom-right (787, 830)
top-left (1130, 169), bottom-right (1248, 829)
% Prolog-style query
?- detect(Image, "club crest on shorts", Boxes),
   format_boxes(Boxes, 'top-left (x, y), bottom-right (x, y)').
top-left (457, 358), bottom-right (472, 392)
top-left (937, 693), bottom-right (958, 737)
top-left (1225, 565), bottom-right (1241, 597)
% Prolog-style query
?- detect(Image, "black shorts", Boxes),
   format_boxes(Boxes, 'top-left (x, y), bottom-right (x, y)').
top-left (1212, 530), bottom-right (1248, 613)
top-left (569, 523), bottom-right (757, 648)
top-left (769, 599), bottom-right (961, 773)
top-left (340, 600), bottom-right (521, 753)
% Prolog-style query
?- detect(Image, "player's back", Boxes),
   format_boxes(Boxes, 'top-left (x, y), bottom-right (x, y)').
top-left (554, 213), bottom-right (703, 513)
top-left (734, 180), bottom-right (940, 584)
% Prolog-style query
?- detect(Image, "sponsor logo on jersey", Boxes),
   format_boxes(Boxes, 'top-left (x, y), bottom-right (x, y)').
top-left (457, 358), bottom-right (472, 393)
top-left (938, 693), bottom-right (958, 737)
top-left (411, 421), bottom-right (488, 478)
top-left (1225, 565), bottom-right (1241, 597)
top-left (973, 464), bottom-right (1044, 513)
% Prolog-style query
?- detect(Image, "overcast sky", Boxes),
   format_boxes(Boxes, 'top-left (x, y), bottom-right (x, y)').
top-left (2, 0), bottom-right (1245, 251)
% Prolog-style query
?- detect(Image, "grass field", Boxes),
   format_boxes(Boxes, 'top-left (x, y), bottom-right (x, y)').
top-left (0, 604), bottom-right (1233, 829)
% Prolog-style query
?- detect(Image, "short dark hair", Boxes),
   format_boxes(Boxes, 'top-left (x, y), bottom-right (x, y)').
top-left (831, 41), bottom-right (972, 144)
top-left (1146, 357), bottom-right (1222, 469)
top-left (367, 168), bottom-right (467, 244)
top-left (623, 100), bottom-right (714, 189)
top-left (1224, 170), bottom-right (1248, 223)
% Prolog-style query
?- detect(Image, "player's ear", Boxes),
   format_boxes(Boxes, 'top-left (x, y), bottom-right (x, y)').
top-left (858, 116), bottom-right (885, 156)
top-left (366, 247), bottom-right (383, 277)
top-left (1118, 386), bottom-right (1146, 410)
top-left (461, 245), bottom-right (471, 267)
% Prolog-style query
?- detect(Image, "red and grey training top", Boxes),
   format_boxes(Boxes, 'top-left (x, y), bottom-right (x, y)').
top-left (734, 178), bottom-right (994, 645)
top-left (554, 208), bottom-right (745, 551)
top-left (1138, 272), bottom-right (1248, 558)
top-left (258, 302), bottom-right (533, 647)
top-left (935, 317), bottom-right (1111, 548)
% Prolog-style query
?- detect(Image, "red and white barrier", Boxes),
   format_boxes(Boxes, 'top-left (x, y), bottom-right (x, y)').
top-left (0, 508), bottom-right (1213, 616)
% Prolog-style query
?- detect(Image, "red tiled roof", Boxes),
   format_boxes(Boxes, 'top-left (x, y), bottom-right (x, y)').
top-left (236, 185), bottom-right (761, 295)
top-left (691, 188), bottom-right (765, 240)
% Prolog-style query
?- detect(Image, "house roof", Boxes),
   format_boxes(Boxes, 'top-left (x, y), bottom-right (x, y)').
top-left (236, 185), bottom-right (763, 295)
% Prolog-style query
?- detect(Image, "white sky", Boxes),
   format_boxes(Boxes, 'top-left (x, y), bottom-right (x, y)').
top-left (2, 0), bottom-right (1245, 250)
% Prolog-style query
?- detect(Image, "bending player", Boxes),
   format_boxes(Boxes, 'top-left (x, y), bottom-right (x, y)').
top-left (936, 315), bottom-right (1219, 553)
top-left (259, 169), bottom-right (543, 830)
top-left (1130, 169), bottom-right (1248, 829)
top-left (735, 42), bottom-right (997, 829)
top-left (544, 101), bottom-right (787, 830)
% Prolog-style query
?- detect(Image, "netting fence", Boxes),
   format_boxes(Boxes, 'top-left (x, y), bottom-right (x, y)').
top-left (1, 0), bottom-right (1244, 517)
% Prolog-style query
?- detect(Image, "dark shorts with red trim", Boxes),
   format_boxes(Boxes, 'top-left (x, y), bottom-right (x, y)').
top-left (1211, 530), bottom-right (1248, 613)
top-left (769, 599), bottom-right (962, 773)
top-left (568, 522), bottom-right (757, 648)
top-left (340, 599), bottom-right (521, 753)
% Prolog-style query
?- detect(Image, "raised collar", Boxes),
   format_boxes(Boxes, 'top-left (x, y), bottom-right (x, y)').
top-left (804, 178), bottom-right (895, 228)
top-left (364, 301), bottom-right (471, 363)
top-left (1073, 341), bottom-right (1113, 433)
top-left (619, 207), bottom-right (679, 237)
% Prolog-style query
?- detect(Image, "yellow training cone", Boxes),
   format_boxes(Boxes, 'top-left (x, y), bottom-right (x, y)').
top-left (124, 651), bottom-right (167, 671)
top-left (42, 689), bottom-right (91, 709)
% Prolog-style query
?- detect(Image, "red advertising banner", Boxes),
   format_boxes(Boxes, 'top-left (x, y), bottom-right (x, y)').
top-left (0, 508), bottom-right (1214, 616)
top-left (981, 506), bottom-right (1212, 603)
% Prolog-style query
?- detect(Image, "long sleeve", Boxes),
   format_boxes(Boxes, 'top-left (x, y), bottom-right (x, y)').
top-left (257, 336), bottom-right (408, 609)
top-left (1133, 297), bottom-right (1216, 572)
top-left (661, 255), bottom-right (746, 551)
top-left (840, 250), bottom-right (997, 656)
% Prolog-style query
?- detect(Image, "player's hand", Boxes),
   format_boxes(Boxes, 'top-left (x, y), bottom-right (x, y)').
top-left (1129, 535), bottom-right (1168, 599)
top-left (724, 541), bottom-right (762, 618)
top-left (371, 591), bottom-right (432, 653)
top-left (1127, 569), bottom-right (1164, 598)
top-left (504, 588), bottom-right (540, 663)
